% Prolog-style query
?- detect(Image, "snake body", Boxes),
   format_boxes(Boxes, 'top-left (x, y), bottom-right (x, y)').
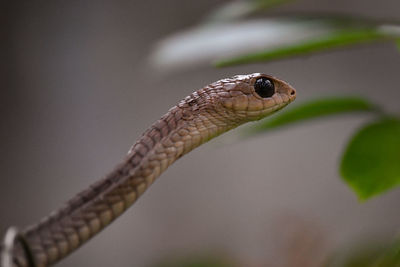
top-left (8, 73), bottom-right (296, 267)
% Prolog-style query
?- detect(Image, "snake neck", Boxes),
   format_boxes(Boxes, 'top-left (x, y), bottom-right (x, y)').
top-left (13, 102), bottom-right (234, 267)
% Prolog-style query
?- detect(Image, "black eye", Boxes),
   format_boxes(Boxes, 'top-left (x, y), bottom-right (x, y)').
top-left (254, 78), bottom-right (275, 98)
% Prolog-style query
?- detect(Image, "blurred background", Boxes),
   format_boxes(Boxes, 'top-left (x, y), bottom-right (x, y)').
top-left (1, 0), bottom-right (400, 266)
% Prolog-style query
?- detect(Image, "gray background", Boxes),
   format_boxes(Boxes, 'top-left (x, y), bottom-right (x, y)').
top-left (1, 0), bottom-right (400, 266)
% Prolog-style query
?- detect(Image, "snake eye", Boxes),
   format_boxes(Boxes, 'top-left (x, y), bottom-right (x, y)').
top-left (254, 78), bottom-right (275, 98)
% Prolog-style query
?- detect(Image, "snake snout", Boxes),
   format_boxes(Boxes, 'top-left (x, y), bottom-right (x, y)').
top-left (289, 88), bottom-right (296, 101)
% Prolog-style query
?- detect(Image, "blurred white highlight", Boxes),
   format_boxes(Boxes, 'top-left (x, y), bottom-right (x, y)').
top-left (150, 19), bottom-right (335, 70)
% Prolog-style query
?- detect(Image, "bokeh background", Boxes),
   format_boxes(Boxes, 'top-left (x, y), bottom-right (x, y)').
top-left (2, 0), bottom-right (400, 266)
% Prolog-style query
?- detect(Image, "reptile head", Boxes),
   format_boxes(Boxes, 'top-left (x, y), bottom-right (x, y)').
top-left (178, 73), bottom-right (295, 125)
top-left (211, 73), bottom-right (296, 121)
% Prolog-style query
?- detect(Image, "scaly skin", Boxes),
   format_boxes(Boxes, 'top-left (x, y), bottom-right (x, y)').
top-left (8, 73), bottom-right (296, 267)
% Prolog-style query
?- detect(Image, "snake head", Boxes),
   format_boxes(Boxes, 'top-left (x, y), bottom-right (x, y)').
top-left (215, 73), bottom-right (296, 121)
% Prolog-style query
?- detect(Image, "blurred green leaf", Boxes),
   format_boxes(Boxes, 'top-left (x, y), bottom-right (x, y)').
top-left (152, 14), bottom-right (400, 70)
top-left (215, 28), bottom-right (386, 67)
top-left (325, 240), bottom-right (400, 267)
top-left (246, 97), bottom-right (377, 134)
top-left (151, 18), bottom-right (337, 70)
top-left (371, 240), bottom-right (400, 267)
top-left (152, 256), bottom-right (235, 267)
top-left (328, 246), bottom-right (387, 267)
top-left (397, 38), bottom-right (400, 51)
top-left (341, 118), bottom-right (400, 200)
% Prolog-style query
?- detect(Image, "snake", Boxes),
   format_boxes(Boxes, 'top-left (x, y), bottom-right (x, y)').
top-left (3, 73), bottom-right (296, 267)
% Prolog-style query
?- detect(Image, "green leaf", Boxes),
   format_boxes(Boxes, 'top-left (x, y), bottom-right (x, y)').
top-left (151, 16), bottom-right (400, 70)
top-left (340, 118), bottom-right (400, 200)
top-left (151, 18), bottom-right (338, 70)
top-left (152, 256), bottom-right (234, 267)
top-left (325, 240), bottom-right (400, 267)
top-left (371, 240), bottom-right (400, 267)
top-left (397, 38), bottom-right (400, 51)
top-left (247, 97), bottom-right (378, 134)
top-left (215, 28), bottom-right (386, 67)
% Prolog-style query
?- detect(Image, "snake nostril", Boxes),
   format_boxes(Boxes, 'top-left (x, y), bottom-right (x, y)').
top-left (290, 89), bottom-right (296, 96)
